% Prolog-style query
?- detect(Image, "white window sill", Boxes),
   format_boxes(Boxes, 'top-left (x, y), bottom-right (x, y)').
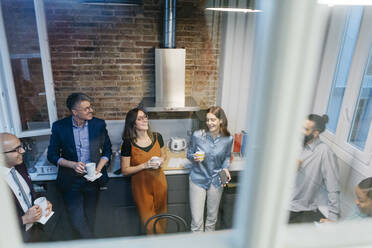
top-left (286, 220), bottom-right (372, 248)
top-left (25, 230), bottom-right (234, 248)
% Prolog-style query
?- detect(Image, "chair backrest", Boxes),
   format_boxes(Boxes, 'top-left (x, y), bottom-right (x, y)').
top-left (144, 213), bottom-right (188, 234)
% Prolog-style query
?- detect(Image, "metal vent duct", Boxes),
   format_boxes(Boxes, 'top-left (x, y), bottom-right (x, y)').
top-left (163, 0), bottom-right (176, 48)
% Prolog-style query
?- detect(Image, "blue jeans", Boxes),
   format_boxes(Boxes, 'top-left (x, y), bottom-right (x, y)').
top-left (62, 179), bottom-right (98, 239)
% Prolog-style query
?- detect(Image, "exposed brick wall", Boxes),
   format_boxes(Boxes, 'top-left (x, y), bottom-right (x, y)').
top-left (176, 1), bottom-right (221, 109)
top-left (4, 0), bottom-right (221, 121)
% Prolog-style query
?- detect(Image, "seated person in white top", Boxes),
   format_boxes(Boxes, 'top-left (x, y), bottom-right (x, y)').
top-left (347, 177), bottom-right (372, 220)
top-left (0, 133), bottom-right (52, 242)
top-left (321, 177), bottom-right (372, 222)
top-left (289, 114), bottom-right (340, 223)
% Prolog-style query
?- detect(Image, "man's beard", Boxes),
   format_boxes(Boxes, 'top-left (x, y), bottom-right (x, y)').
top-left (303, 133), bottom-right (314, 147)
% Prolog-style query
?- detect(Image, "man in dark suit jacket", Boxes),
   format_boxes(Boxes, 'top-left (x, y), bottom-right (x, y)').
top-left (47, 92), bottom-right (112, 239)
top-left (1, 133), bottom-right (53, 242)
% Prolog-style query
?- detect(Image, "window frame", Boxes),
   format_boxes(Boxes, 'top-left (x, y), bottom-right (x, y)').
top-left (0, 66), bottom-right (12, 133)
top-left (1, 1), bottom-right (372, 248)
top-left (313, 6), bottom-right (372, 168)
top-left (0, 0), bottom-right (57, 138)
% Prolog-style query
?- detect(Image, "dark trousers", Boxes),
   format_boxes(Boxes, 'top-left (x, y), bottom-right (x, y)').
top-left (22, 223), bottom-right (44, 243)
top-left (62, 179), bottom-right (98, 239)
top-left (289, 209), bottom-right (325, 224)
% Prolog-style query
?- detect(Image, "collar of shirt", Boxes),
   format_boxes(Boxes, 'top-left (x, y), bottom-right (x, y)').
top-left (206, 131), bottom-right (221, 143)
top-left (72, 117), bottom-right (88, 128)
top-left (305, 137), bottom-right (321, 151)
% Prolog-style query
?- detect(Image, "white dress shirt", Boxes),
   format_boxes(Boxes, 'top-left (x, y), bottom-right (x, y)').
top-left (1, 166), bottom-right (33, 230)
top-left (289, 138), bottom-right (340, 220)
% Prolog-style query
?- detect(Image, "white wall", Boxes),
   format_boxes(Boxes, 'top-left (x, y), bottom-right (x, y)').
top-left (337, 157), bottom-right (365, 217)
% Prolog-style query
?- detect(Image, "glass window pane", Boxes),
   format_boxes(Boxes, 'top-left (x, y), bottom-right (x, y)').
top-left (348, 45), bottom-right (372, 150)
top-left (326, 7), bottom-right (363, 133)
top-left (1, 0), bottom-right (50, 131)
top-left (21, 135), bottom-right (53, 173)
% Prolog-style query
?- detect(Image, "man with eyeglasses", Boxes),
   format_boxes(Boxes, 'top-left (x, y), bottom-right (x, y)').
top-left (47, 92), bottom-right (112, 239)
top-left (0, 133), bottom-right (53, 242)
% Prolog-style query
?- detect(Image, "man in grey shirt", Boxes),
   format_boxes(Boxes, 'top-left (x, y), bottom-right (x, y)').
top-left (289, 114), bottom-right (340, 223)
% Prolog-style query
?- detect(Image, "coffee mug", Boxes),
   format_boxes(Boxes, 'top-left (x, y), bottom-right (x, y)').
top-left (150, 156), bottom-right (161, 165)
top-left (34, 197), bottom-right (47, 217)
top-left (194, 151), bottom-right (205, 162)
top-left (85, 162), bottom-right (96, 177)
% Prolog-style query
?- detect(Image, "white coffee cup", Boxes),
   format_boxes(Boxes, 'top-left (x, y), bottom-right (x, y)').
top-left (150, 156), bottom-right (161, 165)
top-left (85, 162), bottom-right (96, 177)
top-left (194, 151), bottom-right (205, 162)
top-left (34, 197), bottom-right (47, 217)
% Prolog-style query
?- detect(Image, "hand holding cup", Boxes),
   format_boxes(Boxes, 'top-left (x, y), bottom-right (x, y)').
top-left (73, 161), bottom-right (86, 174)
top-left (193, 151), bottom-right (205, 162)
top-left (45, 200), bottom-right (53, 217)
top-left (34, 197), bottom-right (48, 218)
top-left (146, 156), bottom-right (162, 169)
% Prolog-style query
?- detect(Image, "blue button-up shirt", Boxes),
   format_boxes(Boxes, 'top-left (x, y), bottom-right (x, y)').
top-left (186, 129), bottom-right (233, 189)
top-left (72, 118), bottom-right (91, 164)
top-left (57, 117), bottom-right (109, 165)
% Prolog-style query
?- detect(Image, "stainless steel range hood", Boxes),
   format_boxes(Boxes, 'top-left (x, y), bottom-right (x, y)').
top-left (143, 0), bottom-right (199, 112)
top-left (142, 96), bottom-right (200, 112)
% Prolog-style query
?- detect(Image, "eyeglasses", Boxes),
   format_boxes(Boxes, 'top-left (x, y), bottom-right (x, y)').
top-left (137, 114), bottom-right (148, 121)
top-left (4, 143), bottom-right (28, 154)
top-left (74, 105), bottom-right (93, 112)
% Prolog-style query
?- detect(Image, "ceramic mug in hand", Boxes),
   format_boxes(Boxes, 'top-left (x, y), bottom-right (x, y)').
top-left (150, 156), bottom-right (161, 168)
top-left (34, 197), bottom-right (47, 217)
top-left (85, 162), bottom-right (96, 177)
top-left (194, 151), bottom-right (205, 162)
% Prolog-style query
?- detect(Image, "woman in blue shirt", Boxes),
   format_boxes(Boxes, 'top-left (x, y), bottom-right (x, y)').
top-left (186, 106), bottom-right (233, 232)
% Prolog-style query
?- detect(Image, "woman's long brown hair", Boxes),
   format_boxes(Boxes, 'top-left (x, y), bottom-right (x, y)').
top-left (122, 108), bottom-right (153, 142)
top-left (207, 106), bottom-right (230, 137)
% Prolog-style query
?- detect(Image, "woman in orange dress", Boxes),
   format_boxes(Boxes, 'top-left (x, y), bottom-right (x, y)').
top-left (120, 108), bottom-right (167, 234)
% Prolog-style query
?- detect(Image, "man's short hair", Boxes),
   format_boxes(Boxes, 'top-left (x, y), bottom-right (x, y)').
top-left (308, 114), bottom-right (329, 133)
top-left (358, 177), bottom-right (372, 199)
top-left (66, 93), bottom-right (92, 112)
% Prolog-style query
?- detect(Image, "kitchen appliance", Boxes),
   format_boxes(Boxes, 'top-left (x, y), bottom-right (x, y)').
top-left (168, 137), bottom-right (187, 152)
top-left (142, 0), bottom-right (200, 112)
top-left (155, 48), bottom-right (185, 108)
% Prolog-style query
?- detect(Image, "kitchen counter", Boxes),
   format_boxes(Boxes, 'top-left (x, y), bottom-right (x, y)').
top-left (30, 156), bottom-right (246, 182)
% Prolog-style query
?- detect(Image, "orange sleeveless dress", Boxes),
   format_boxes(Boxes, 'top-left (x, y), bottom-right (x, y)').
top-left (130, 135), bottom-right (168, 234)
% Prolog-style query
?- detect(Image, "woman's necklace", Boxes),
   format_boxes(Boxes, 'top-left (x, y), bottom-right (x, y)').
top-left (136, 135), bottom-right (152, 147)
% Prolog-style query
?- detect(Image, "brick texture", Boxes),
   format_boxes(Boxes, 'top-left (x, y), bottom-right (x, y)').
top-left (3, 0), bottom-right (221, 121)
